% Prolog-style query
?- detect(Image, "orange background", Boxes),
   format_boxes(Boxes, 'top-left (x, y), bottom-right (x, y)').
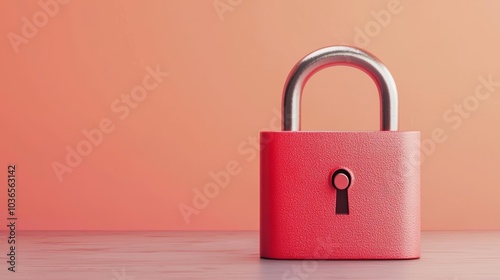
top-left (1, 0), bottom-right (499, 230)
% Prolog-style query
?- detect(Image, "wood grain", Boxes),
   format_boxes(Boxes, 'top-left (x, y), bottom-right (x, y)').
top-left (0, 231), bottom-right (499, 279)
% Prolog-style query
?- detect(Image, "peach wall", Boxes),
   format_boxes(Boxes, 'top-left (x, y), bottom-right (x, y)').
top-left (1, 0), bottom-right (500, 230)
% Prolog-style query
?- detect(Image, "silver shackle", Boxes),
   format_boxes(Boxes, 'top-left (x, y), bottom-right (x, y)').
top-left (282, 46), bottom-right (398, 131)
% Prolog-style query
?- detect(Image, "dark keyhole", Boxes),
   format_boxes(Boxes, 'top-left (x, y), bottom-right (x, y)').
top-left (331, 169), bottom-right (351, 215)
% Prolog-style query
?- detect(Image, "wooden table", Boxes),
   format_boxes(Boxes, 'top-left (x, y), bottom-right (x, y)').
top-left (1, 231), bottom-right (499, 279)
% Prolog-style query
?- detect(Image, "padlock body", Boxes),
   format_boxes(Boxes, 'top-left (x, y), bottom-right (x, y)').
top-left (260, 131), bottom-right (420, 259)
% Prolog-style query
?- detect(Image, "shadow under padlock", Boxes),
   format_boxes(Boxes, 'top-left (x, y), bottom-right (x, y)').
top-left (260, 46), bottom-right (421, 260)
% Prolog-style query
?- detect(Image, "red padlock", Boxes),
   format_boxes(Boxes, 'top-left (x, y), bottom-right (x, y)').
top-left (260, 46), bottom-right (420, 260)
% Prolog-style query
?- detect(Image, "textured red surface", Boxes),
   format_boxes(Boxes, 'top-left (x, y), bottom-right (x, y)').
top-left (260, 131), bottom-right (421, 259)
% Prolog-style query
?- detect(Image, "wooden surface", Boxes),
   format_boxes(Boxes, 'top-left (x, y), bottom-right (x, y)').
top-left (1, 231), bottom-right (499, 279)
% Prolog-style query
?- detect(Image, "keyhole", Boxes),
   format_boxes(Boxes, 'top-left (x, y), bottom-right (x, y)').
top-left (331, 169), bottom-right (351, 215)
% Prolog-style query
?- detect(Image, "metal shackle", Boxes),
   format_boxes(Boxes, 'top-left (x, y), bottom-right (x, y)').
top-left (282, 46), bottom-right (398, 131)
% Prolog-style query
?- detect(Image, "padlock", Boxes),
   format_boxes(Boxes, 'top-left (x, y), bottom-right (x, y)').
top-left (260, 46), bottom-right (420, 260)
